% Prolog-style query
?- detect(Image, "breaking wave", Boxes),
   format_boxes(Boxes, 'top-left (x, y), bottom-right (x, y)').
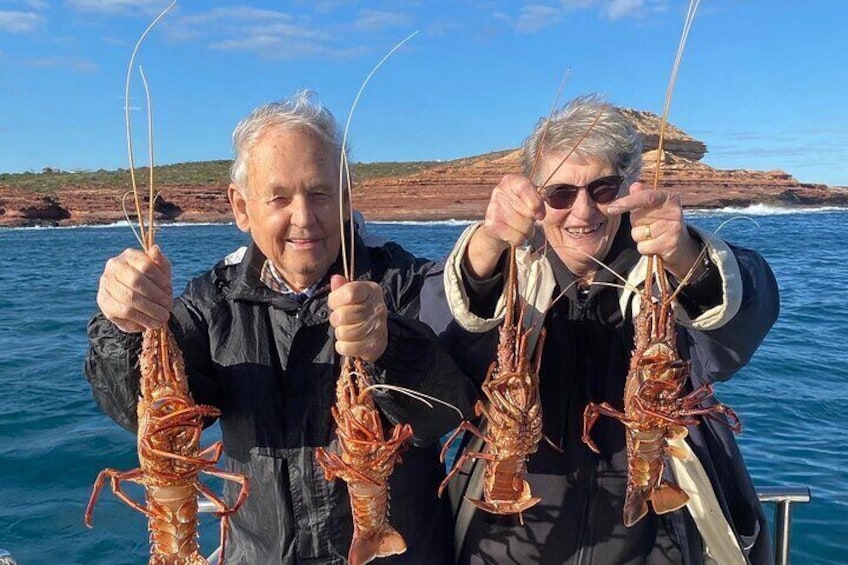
top-left (369, 219), bottom-right (475, 226)
top-left (688, 204), bottom-right (847, 217)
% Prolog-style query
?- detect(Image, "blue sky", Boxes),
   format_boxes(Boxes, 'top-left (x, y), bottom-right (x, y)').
top-left (1, 0), bottom-right (846, 186)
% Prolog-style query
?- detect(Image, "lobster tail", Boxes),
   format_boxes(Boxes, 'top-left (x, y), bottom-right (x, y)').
top-left (146, 484), bottom-right (206, 563)
top-left (650, 481), bottom-right (689, 515)
top-left (623, 486), bottom-right (649, 528)
top-left (347, 480), bottom-right (407, 565)
top-left (348, 523), bottom-right (407, 565)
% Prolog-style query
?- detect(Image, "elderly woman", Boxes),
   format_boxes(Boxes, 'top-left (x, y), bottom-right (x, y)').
top-left (421, 95), bottom-right (778, 564)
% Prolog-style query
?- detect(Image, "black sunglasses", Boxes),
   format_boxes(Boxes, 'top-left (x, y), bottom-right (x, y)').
top-left (542, 175), bottom-right (623, 209)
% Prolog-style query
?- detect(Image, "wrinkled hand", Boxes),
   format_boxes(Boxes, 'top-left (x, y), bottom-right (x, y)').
top-left (97, 245), bottom-right (173, 333)
top-left (467, 174), bottom-right (546, 278)
top-left (607, 182), bottom-right (701, 278)
top-left (328, 275), bottom-right (388, 363)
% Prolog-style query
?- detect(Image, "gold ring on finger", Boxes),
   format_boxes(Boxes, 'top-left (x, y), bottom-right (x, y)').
top-left (644, 225), bottom-right (652, 240)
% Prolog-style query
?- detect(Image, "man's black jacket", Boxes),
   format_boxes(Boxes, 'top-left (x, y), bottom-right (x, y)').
top-left (86, 235), bottom-right (477, 564)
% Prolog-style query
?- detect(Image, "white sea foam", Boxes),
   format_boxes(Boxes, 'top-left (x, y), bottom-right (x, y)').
top-left (0, 220), bottom-right (234, 231)
top-left (688, 204), bottom-right (848, 217)
top-left (368, 219), bottom-right (475, 226)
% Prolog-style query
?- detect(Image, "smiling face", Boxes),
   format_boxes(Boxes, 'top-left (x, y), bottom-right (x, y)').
top-left (229, 126), bottom-right (345, 291)
top-left (538, 152), bottom-right (622, 279)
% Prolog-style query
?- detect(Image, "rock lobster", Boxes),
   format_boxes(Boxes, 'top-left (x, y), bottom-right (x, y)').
top-left (315, 357), bottom-right (414, 565)
top-left (582, 254), bottom-right (741, 526)
top-left (439, 247), bottom-right (546, 520)
top-left (312, 33), bottom-right (423, 565)
top-left (85, 326), bottom-right (250, 563)
top-left (582, 0), bottom-right (741, 528)
top-left (85, 3), bottom-right (249, 562)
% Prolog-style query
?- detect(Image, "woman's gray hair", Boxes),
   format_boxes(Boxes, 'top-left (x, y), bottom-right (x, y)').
top-left (522, 94), bottom-right (642, 188)
top-left (230, 89), bottom-right (345, 191)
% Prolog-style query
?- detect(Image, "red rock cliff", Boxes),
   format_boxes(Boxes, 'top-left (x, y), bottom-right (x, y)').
top-left (1, 109), bottom-right (845, 227)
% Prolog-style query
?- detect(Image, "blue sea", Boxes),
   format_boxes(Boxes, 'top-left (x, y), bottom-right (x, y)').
top-left (0, 208), bottom-right (846, 564)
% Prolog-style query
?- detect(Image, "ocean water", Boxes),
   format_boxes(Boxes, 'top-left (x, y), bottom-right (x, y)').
top-left (0, 209), bottom-right (845, 564)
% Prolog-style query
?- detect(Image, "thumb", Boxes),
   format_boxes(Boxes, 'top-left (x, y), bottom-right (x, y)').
top-left (149, 244), bottom-right (167, 265)
top-left (628, 181), bottom-right (645, 195)
top-left (148, 244), bottom-right (172, 289)
top-left (330, 274), bottom-right (348, 291)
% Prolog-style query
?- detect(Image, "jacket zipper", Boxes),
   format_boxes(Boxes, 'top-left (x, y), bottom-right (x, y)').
top-left (573, 464), bottom-right (596, 565)
top-left (573, 293), bottom-right (591, 565)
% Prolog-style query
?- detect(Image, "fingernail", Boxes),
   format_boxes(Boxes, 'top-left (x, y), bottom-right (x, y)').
top-left (607, 205), bottom-right (623, 214)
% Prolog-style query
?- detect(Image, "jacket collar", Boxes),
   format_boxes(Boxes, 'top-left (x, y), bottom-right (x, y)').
top-left (226, 231), bottom-right (375, 309)
top-left (531, 213), bottom-right (640, 305)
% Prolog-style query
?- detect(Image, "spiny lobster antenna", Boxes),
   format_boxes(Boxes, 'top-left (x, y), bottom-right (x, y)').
top-left (506, 246), bottom-right (520, 361)
top-left (528, 68), bottom-right (571, 183)
top-left (124, 0), bottom-right (176, 252)
top-left (337, 31), bottom-right (419, 281)
top-left (539, 105), bottom-right (605, 190)
top-left (363, 384), bottom-right (465, 421)
top-left (139, 66), bottom-right (155, 250)
top-left (651, 0), bottom-right (701, 191)
top-left (649, 0), bottom-right (701, 314)
top-left (666, 215), bottom-right (758, 305)
top-left (526, 68), bottom-right (570, 259)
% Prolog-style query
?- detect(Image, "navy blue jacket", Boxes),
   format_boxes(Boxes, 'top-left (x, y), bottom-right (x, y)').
top-left (419, 217), bottom-right (779, 565)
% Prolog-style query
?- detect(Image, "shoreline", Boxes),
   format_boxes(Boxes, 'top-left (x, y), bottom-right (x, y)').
top-left (2, 204), bottom-right (846, 230)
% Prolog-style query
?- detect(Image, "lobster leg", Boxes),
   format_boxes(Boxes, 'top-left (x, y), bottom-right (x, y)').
top-left (677, 403), bottom-right (742, 433)
top-left (200, 469), bottom-right (251, 516)
top-left (438, 449), bottom-right (497, 498)
top-left (632, 396), bottom-right (694, 426)
top-left (679, 383), bottom-right (716, 407)
top-left (582, 402), bottom-right (627, 454)
top-left (141, 443), bottom-right (231, 468)
top-left (315, 448), bottom-right (380, 486)
top-left (439, 419), bottom-right (492, 464)
top-left (85, 467), bottom-right (150, 526)
top-left (195, 440), bottom-right (224, 464)
top-left (195, 476), bottom-right (248, 565)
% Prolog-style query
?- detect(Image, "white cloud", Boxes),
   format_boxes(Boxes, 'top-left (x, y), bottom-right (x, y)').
top-left (516, 4), bottom-right (562, 33)
top-left (349, 9), bottom-right (412, 33)
top-left (307, 0), bottom-right (349, 15)
top-left (606, 0), bottom-right (668, 19)
top-left (173, 6), bottom-right (332, 58)
top-left (23, 55), bottom-right (98, 71)
top-left (66, 0), bottom-right (168, 15)
top-left (491, 0), bottom-right (666, 34)
top-left (425, 19), bottom-right (461, 37)
top-left (25, 0), bottom-right (50, 10)
top-left (175, 7), bottom-right (321, 40)
top-left (211, 35), bottom-right (366, 60)
top-left (560, 0), bottom-right (598, 8)
top-left (606, 0), bottom-right (647, 19)
top-left (172, 6), bottom-right (398, 60)
top-left (178, 6), bottom-right (296, 25)
top-left (0, 10), bottom-right (44, 32)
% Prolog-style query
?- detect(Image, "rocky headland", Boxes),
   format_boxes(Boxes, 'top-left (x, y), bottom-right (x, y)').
top-left (1, 109), bottom-right (845, 227)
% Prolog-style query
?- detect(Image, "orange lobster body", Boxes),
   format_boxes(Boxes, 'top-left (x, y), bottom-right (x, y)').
top-left (583, 255), bottom-right (740, 527)
top-left (86, 327), bottom-right (249, 564)
top-left (315, 356), bottom-right (413, 565)
top-left (440, 248), bottom-right (545, 520)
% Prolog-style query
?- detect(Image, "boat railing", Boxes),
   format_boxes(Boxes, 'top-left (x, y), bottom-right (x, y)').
top-left (199, 486), bottom-right (812, 565)
top-left (756, 486), bottom-right (811, 565)
top-left (198, 499), bottom-right (222, 564)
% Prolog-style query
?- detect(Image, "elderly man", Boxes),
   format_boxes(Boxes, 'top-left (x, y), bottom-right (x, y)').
top-left (421, 95), bottom-right (778, 564)
top-left (85, 90), bottom-right (475, 564)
